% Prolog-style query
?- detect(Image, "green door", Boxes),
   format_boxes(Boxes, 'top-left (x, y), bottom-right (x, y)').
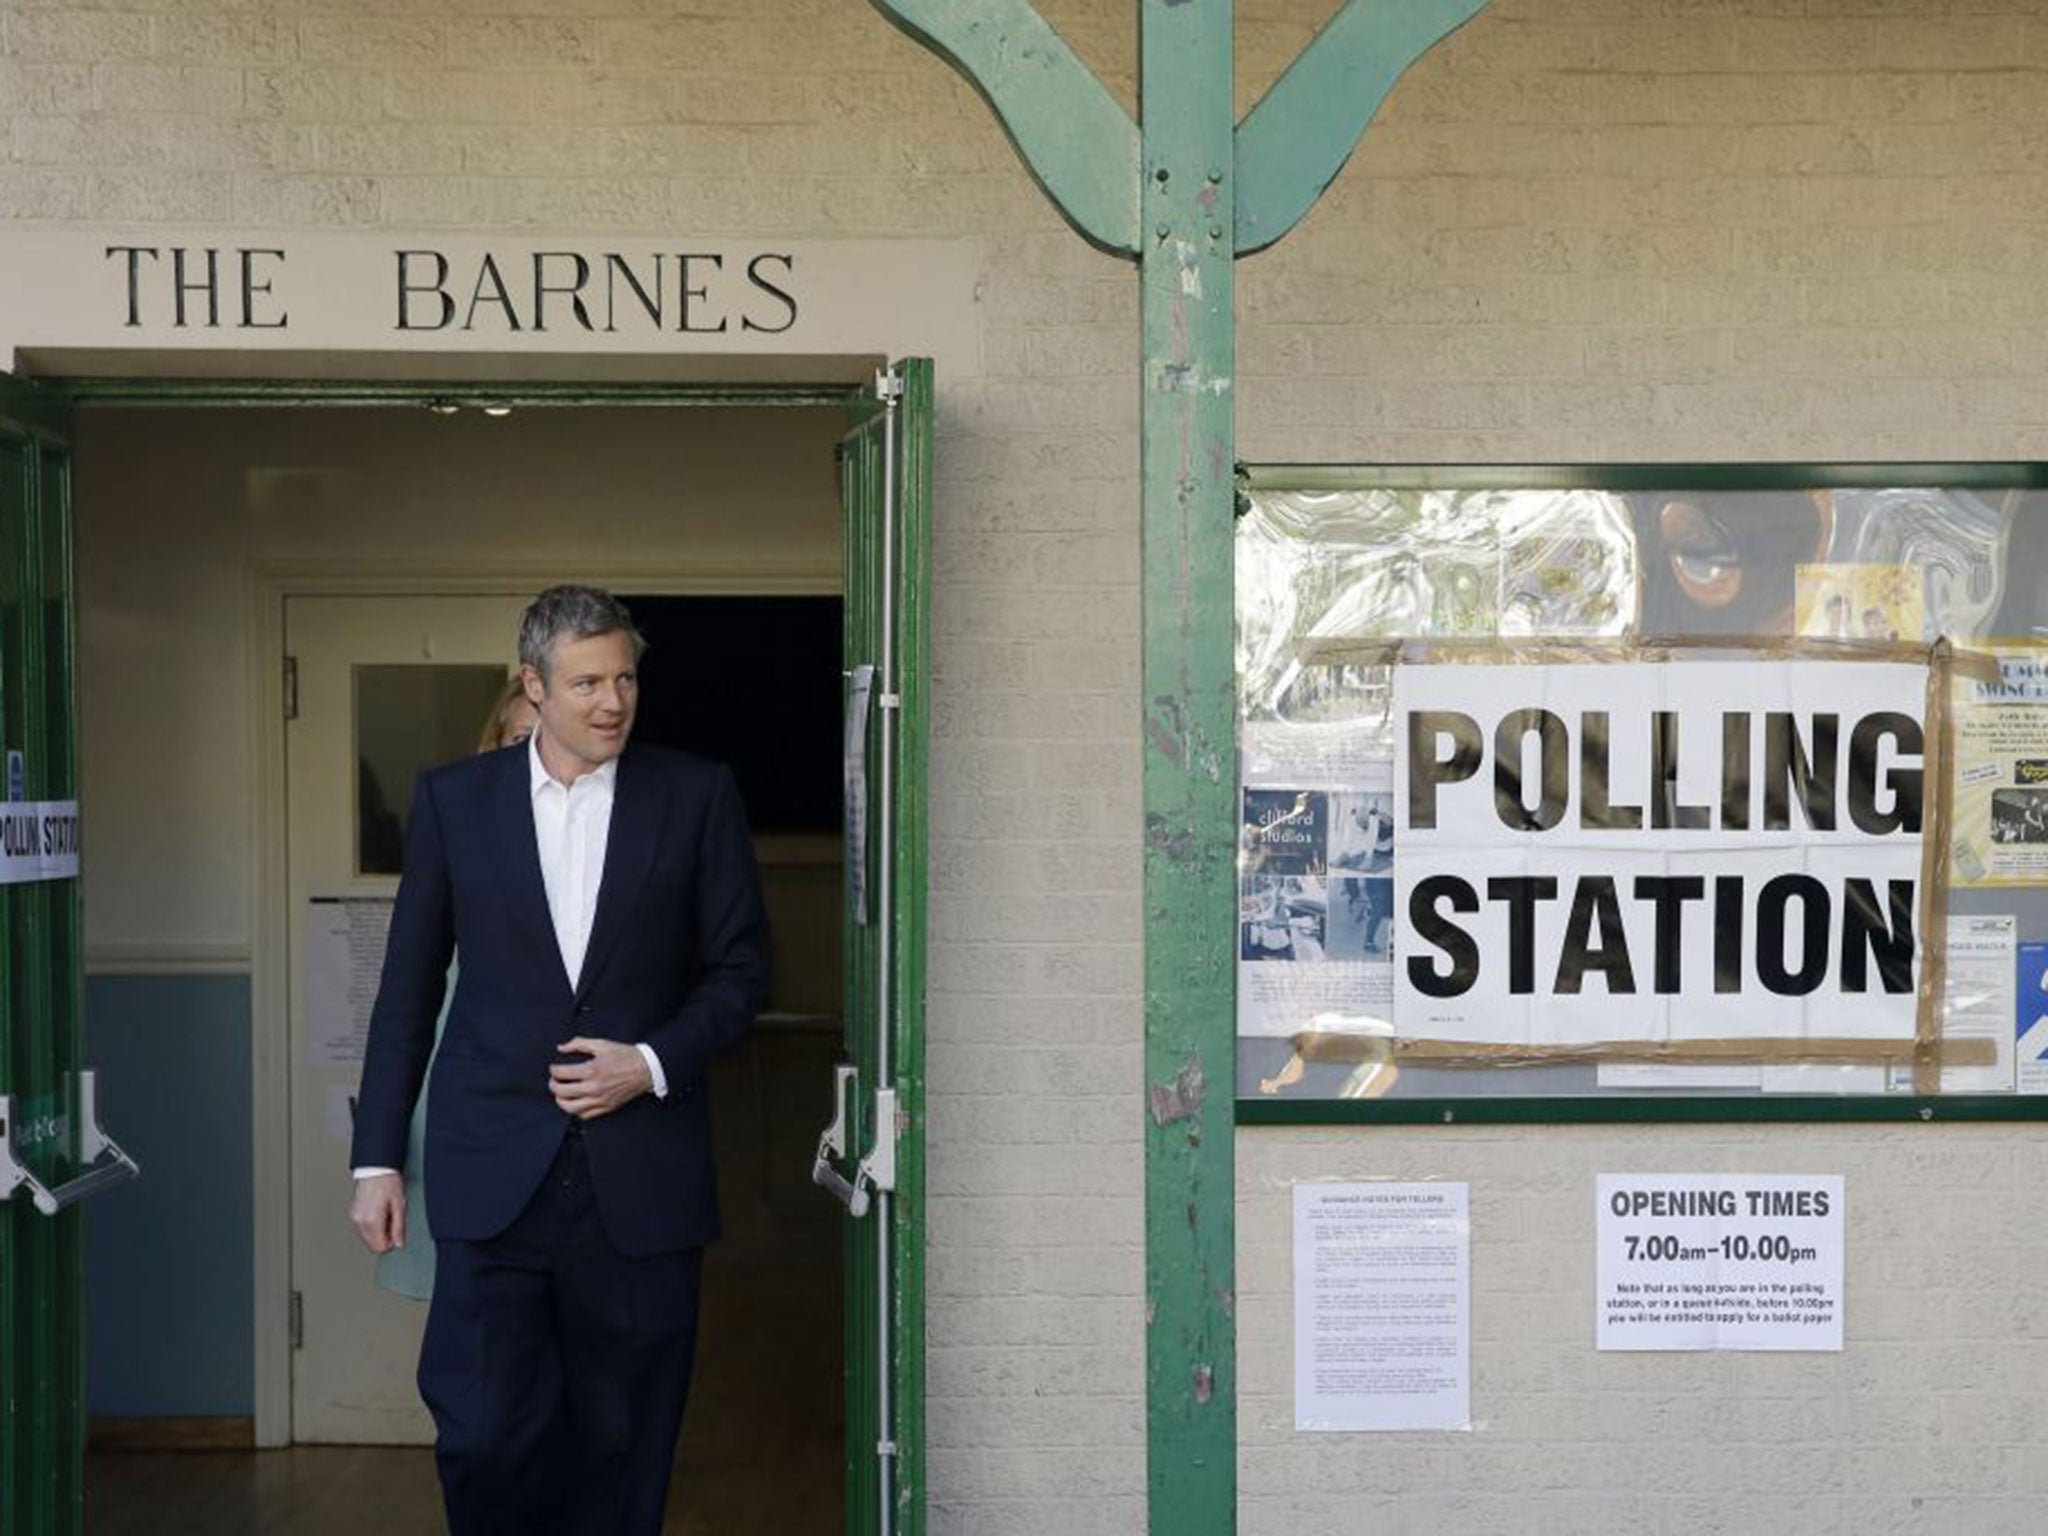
top-left (818, 360), bottom-right (931, 1536)
top-left (0, 373), bottom-right (85, 1536)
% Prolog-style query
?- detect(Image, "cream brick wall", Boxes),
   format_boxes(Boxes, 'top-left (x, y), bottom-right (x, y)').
top-left (1239, 1126), bottom-right (2048, 1536)
top-left (2, 1), bottom-right (1143, 1530)
top-left (1234, 3), bottom-right (2048, 1534)
top-left (10, 0), bottom-right (2048, 1532)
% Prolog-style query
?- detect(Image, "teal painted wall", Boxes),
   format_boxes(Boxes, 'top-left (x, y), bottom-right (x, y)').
top-left (83, 973), bottom-right (252, 1417)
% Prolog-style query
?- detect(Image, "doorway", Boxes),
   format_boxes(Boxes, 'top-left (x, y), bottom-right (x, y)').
top-left (278, 589), bottom-right (847, 1524)
top-left (57, 380), bottom-right (919, 1534)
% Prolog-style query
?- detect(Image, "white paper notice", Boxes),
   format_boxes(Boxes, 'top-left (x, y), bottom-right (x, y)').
top-left (1596, 1174), bottom-right (1844, 1351)
top-left (1294, 1181), bottom-right (1470, 1431)
top-left (1760, 1062), bottom-right (1889, 1095)
top-left (303, 897), bottom-right (393, 1066)
top-left (1888, 914), bottom-right (2015, 1093)
top-left (1596, 1064), bottom-right (1762, 1090)
top-left (844, 664), bottom-right (874, 928)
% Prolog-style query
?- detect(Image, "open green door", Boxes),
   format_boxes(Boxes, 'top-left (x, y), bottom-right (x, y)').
top-left (0, 373), bottom-right (85, 1536)
top-left (816, 360), bottom-right (931, 1536)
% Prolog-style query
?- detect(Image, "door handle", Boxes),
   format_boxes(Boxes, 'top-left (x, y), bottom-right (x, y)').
top-left (0, 1070), bottom-right (141, 1217)
top-left (812, 1064), bottom-right (869, 1216)
top-left (812, 1064), bottom-right (897, 1219)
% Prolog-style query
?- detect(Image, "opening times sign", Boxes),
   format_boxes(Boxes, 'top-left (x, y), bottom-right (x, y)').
top-left (1394, 660), bottom-right (1927, 1048)
top-left (1597, 1174), bottom-right (1845, 1351)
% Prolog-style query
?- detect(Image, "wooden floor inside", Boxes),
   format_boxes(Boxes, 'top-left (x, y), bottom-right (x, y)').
top-left (87, 1438), bottom-right (837, 1536)
top-left (87, 1258), bottom-right (843, 1535)
top-left (87, 1434), bottom-right (839, 1536)
top-left (88, 1032), bottom-right (846, 1536)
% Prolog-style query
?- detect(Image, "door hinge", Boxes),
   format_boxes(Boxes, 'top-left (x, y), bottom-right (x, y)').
top-left (289, 1289), bottom-right (304, 1350)
top-left (874, 368), bottom-right (905, 403)
top-left (283, 656), bottom-right (299, 722)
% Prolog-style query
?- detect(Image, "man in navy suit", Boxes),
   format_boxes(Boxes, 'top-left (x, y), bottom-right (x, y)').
top-left (349, 585), bottom-right (769, 1536)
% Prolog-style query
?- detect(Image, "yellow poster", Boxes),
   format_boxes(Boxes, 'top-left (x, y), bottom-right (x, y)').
top-left (1949, 643), bottom-right (2048, 887)
top-left (1794, 563), bottom-right (1927, 643)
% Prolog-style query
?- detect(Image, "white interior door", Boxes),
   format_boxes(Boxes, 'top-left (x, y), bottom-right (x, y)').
top-left (285, 593), bottom-right (530, 1443)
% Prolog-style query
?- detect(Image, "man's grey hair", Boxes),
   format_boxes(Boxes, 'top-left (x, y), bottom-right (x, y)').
top-left (518, 585), bottom-right (646, 680)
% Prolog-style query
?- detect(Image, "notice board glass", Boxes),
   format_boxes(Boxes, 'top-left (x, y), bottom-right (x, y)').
top-left (1234, 465), bottom-right (2048, 1118)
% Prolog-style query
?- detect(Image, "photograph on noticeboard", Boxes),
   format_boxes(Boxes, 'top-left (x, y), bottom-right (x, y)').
top-left (1236, 778), bottom-right (1394, 1041)
top-left (1794, 563), bottom-right (1927, 644)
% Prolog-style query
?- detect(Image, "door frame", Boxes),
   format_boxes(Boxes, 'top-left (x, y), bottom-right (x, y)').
top-left (61, 371), bottom-right (870, 1450)
top-left (256, 566), bottom-right (844, 1445)
top-left (1, 371), bottom-right (85, 1536)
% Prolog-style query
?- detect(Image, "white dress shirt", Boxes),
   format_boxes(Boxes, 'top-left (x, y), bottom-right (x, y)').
top-left (352, 733), bottom-right (665, 1180)
top-left (527, 732), bottom-right (669, 1098)
top-left (528, 731), bottom-right (668, 1098)
top-left (530, 729), bottom-right (614, 990)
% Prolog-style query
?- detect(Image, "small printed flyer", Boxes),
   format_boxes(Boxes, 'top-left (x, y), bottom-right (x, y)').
top-left (1889, 914), bottom-right (2015, 1094)
top-left (1948, 645), bottom-right (2048, 887)
top-left (1237, 769), bottom-right (1395, 1040)
top-left (1596, 1174), bottom-right (1844, 1352)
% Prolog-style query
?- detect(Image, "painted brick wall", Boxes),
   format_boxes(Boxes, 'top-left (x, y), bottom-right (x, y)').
top-left (10, 0), bottom-right (2048, 1532)
top-left (1239, 1125), bottom-right (2048, 1535)
top-left (1, 1), bottom-right (1146, 1529)
top-left (1234, 3), bottom-right (2048, 1534)
top-left (1238, 0), bottom-right (2048, 465)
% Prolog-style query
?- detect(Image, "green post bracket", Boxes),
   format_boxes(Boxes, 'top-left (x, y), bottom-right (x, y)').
top-left (1235, 0), bottom-right (1493, 256)
top-left (867, 0), bottom-right (1140, 255)
top-left (866, 3), bottom-right (1493, 1532)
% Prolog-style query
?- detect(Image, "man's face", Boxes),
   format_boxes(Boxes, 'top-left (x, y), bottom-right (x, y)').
top-left (522, 629), bottom-right (639, 776)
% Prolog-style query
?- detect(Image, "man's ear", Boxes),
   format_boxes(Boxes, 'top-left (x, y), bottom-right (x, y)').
top-left (519, 664), bottom-right (545, 708)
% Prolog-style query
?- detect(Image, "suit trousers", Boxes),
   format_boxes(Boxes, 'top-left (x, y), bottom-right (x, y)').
top-left (419, 1128), bottom-right (704, 1536)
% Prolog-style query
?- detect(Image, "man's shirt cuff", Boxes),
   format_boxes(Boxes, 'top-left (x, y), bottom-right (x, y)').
top-left (352, 1167), bottom-right (399, 1180)
top-left (636, 1041), bottom-right (669, 1099)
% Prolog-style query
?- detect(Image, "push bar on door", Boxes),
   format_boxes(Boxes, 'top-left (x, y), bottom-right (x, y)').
top-left (812, 1063), bottom-right (897, 1219)
top-left (0, 1070), bottom-right (141, 1216)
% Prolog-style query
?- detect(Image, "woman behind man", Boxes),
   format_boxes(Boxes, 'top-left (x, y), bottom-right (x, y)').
top-left (375, 673), bottom-right (539, 1300)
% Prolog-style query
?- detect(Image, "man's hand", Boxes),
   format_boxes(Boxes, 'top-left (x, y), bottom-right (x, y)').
top-left (350, 1172), bottom-right (407, 1255)
top-left (550, 1037), bottom-right (654, 1121)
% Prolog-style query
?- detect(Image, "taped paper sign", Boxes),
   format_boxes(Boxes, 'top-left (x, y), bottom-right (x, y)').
top-left (1394, 659), bottom-right (1926, 1048)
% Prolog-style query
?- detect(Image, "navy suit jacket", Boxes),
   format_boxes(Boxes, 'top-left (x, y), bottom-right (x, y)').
top-left (350, 741), bottom-right (770, 1257)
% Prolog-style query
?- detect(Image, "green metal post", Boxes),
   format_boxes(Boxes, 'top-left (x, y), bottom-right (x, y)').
top-left (1139, 1), bottom-right (1238, 1525)
top-left (863, 5), bottom-right (1494, 1532)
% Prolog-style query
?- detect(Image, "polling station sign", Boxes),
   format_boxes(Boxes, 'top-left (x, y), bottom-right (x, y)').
top-left (0, 799), bottom-right (79, 885)
top-left (1393, 659), bottom-right (1927, 1048)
